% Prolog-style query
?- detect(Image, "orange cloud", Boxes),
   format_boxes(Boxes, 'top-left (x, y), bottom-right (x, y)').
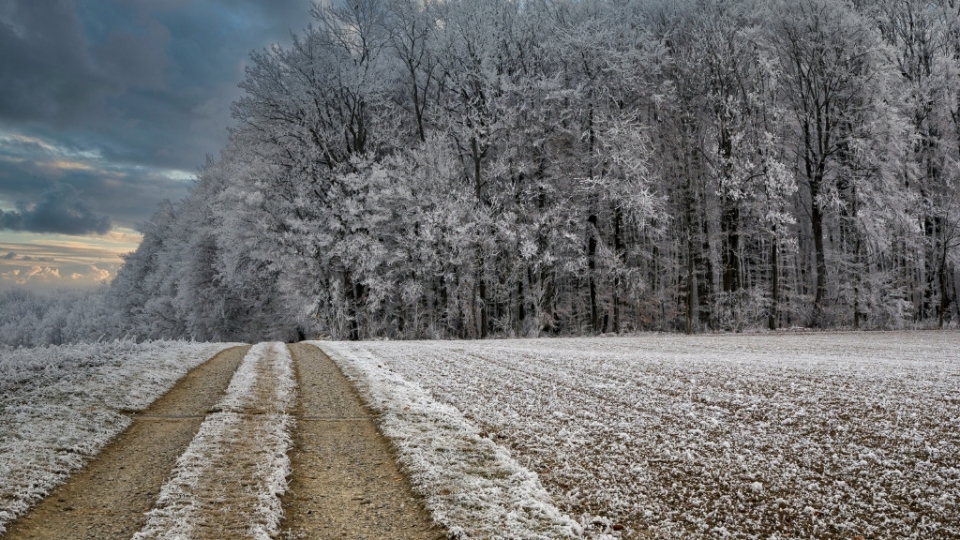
top-left (69, 266), bottom-right (110, 281)
top-left (2, 264), bottom-right (111, 287)
top-left (47, 159), bottom-right (94, 171)
top-left (1, 265), bottom-right (61, 285)
top-left (26, 266), bottom-right (60, 279)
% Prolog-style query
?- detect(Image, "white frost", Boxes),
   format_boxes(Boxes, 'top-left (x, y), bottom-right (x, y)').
top-left (317, 341), bottom-right (583, 540)
top-left (319, 332), bottom-right (960, 539)
top-left (0, 340), bottom-right (232, 535)
top-left (133, 342), bottom-right (295, 540)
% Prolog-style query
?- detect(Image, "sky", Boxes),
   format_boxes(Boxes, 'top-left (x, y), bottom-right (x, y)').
top-left (0, 0), bottom-right (312, 290)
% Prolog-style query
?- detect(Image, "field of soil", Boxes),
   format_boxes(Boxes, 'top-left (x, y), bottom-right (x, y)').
top-left (2, 332), bottom-right (957, 539)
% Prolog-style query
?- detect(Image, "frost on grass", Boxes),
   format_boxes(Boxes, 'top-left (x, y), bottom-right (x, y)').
top-left (325, 332), bottom-right (960, 539)
top-left (318, 342), bottom-right (584, 540)
top-left (0, 340), bottom-right (229, 535)
top-left (133, 342), bottom-right (294, 540)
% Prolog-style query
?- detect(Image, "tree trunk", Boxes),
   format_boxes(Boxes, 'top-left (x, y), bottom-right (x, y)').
top-left (613, 206), bottom-right (625, 333)
top-left (516, 277), bottom-right (525, 334)
top-left (810, 185), bottom-right (827, 327)
top-left (722, 204), bottom-right (741, 293)
top-left (854, 234), bottom-right (863, 330)
top-left (686, 231), bottom-right (698, 334)
top-left (684, 150), bottom-right (700, 334)
top-left (939, 241), bottom-right (949, 328)
top-left (344, 272), bottom-right (362, 341)
top-left (586, 92), bottom-right (600, 334)
top-left (437, 274), bottom-right (448, 335)
top-left (588, 213), bottom-right (600, 334)
top-left (769, 235), bottom-right (780, 330)
top-left (543, 268), bottom-right (556, 334)
top-left (478, 256), bottom-right (488, 339)
top-left (471, 137), bottom-right (483, 202)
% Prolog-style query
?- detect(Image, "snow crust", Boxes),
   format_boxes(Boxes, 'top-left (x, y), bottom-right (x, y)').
top-left (322, 332), bottom-right (960, 539)
top-left (133, 342), bottom-right (294, 540)
top-left (0, 340), bottom-right (231, 535)
top-left (318, 341), bottom-right (584, 540)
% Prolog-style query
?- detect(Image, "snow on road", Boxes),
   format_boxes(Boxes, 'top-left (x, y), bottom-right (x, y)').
top-left (0, 340), bottom-right (232, 535)
top-left (320, 342), bottom-right (584, 540)
top-left (133, 341), bottom-right (294, 540)
top-left (326, 332), bottom-right (960, 539)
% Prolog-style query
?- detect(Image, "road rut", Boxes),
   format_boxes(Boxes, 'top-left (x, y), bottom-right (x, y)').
top-left (281, 343), bottom-right (443, 540)
top-left (2, 343), bottom-right (444, 539)
top-left (134, 342), bottom-right (294, 539)
top-left (2, 345), bottom-right (249, 540)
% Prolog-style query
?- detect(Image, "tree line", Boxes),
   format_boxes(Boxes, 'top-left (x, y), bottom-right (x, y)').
top-left (94, 0), bottom-right (960, 342)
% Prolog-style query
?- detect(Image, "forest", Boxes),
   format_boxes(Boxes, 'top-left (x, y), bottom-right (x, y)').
top-left (4, 0), bottom-right (960, 344)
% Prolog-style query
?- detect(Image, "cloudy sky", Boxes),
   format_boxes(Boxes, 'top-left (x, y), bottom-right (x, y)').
top-left (0, 0), bottom-right (311, 290)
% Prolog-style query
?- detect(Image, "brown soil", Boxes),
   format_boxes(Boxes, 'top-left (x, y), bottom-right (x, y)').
top-left (2, 343), bottom-right (444, 540)
top-left (1, 345), bottom-right (249, 540)
top-left (281, 343), bottom-right (444, 540)
top-left (136, 343), bottom-right (293, 539)
top-left (2, 344), bottom-right (446, 540)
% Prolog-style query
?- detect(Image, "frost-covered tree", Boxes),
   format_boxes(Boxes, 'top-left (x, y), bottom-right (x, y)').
top-left (771, 0), bottom-right (909, 326)
top-left (93, 0), bottom-right (960, 341)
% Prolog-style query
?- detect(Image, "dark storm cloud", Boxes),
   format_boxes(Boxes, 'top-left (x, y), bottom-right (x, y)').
top-left (0, 183), bottom-right (111, 235)
top-left (0, 0), bottom-right (102, 123)
top-left (0, 0), bottom-right (311, 171)
top-left (0, 0), bottom-right (311, 231)
top-left (0, 0), bottom-right (310, 170)
top-left (0, 131), bottom-right (193, 229)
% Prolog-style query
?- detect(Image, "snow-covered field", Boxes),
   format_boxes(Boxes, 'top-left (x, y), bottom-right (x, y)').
top-left (0, 340), bottom-right (231, 534)
top-left (322, 332), bottom-right (960, 539)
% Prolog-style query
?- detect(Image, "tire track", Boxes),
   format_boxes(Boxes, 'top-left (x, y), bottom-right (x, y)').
top-left (2, 345), bottom-right (249, 540)
top-left (133, 342), bottom-right (294, 540)
top-left (280, 343), bottom-right (443, 540)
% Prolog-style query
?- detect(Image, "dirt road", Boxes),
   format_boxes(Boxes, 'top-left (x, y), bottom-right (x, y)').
top-left (2, 343), bottom-right (443, 540)
top-left (281, 343), bottom-right (443, 539)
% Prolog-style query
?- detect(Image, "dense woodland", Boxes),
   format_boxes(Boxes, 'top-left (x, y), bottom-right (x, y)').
top-left (6, 0), bottom-right (960, 344)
